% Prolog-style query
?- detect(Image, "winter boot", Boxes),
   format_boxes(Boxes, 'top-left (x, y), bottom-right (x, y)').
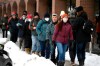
top-left (79, 61), bottom-right (84, 66)
top-left (25, 48), bottom-right (31, 54)
top-left (57, 61), bottom-right (65, 66)
top-left (71, 61), bottom-right (75, 66)
top-left (35, 52), bottom-right (41, 56)
top-left (51, 59), bottom-right (57, 65)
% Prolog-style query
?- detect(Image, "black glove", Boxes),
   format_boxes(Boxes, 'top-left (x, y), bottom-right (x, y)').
top-left (69, 40), bottom-right (74, 49)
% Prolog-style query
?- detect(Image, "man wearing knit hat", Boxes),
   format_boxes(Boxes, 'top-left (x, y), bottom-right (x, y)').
top-left (36, 13), bottom-right (51, 59)
top-left (73, 6), bottom-right (91, 66)
top-left (17, 13), bottom-right (27, 50)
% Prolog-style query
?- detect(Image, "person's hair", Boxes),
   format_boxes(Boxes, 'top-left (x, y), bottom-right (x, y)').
top-left (23, 11), bottom-right (27, 15)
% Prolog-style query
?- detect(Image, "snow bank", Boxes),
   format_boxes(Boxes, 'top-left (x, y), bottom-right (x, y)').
top-left (4, 41), bottom-right (55, 66)
top-left (0, 38), bottom-right (8, 44)
top-left (2, 37), bottom-right (100, 66)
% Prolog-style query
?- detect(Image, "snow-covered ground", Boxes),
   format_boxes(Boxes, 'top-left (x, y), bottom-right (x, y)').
top-left (0, 37), bottom-right (100, 66)
top-left (65, 51), bottom-right (100, 66)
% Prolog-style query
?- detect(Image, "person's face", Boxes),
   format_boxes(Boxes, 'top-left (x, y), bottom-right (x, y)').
top-left (22, 15), bottom-right (26, 19)
top-left (52, 16), bottom-right (58, 23)
top-left (12, 15), bottom-right (16, 19)
top-left (34, 15), bottom-right (39, 19)
top-left (4, 14), bottom-right (7, 17)
top-left (77, 11), bottom-right (81, 16)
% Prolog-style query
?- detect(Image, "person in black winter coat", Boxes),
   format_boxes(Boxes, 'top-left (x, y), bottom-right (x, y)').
top-left (17, 14), bottom-right (26, 49)
top-left (0, 13), bottom-right (8, 38)
top-left (23, 14), bottom-right (32, 54)
top-left (73, 6), bottom-right (92, 66)
top-left (9, 12), bottom-right (19, 43)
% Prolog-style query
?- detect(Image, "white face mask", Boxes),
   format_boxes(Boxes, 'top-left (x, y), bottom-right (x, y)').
top-left (22, 17), bottom-right (26, 20)
top-left (63, 18), bottom-right (68, 23)
top-left (28, 19), bottom-right (32, 22)
top-left (45, 18), bottom-right (49, 21)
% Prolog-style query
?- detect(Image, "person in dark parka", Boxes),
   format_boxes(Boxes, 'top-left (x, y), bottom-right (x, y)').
top-left (73, 6), bottom-right (92, 66)
top-left (23, 14), bottom-right (32, 54)
top-left (9, 12), bottom-right (19, 43)
top-left (0, 13), bottom-right (8, 38)
top-left (17, 14), bottom-right (26, 49)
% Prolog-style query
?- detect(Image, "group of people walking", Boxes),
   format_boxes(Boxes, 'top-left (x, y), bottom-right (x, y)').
top-left (0, 6), bottom-right (100, 66)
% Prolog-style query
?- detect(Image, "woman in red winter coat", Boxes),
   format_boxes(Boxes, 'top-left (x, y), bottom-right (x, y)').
top-left (52, 13), bottom-right (73, 66)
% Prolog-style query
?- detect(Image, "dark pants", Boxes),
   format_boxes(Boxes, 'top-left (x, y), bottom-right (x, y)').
top-left (69, 41), bottom-right (76, 62)
top-left (10, 32), bottom-right (18, 43)
top-left (51, 43), bottom-right (58, 64)
top-left (76, 42), bottom-right (86, 61)
top-left (2, 29), bottom-right (7, 38)
top-left (39, 40), bottom-right (50, 59)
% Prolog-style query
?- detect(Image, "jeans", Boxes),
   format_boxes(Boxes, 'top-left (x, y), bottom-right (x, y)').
top-left (56, 42), bottom-right (68, 61)
top-left (39, 40), bottom-right (50, 59)
top-left (32, 35), bottom-right (41, 52)
top-left (18, 37), bottom-right (24, 50)
top-left (76, 42), bottom-right (86, 61)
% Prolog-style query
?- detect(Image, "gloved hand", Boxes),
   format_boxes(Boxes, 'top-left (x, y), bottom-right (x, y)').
top-left (69, 40), bottom-right (75, 49)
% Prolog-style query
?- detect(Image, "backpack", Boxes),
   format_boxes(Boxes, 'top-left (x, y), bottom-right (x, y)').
top-left (83, 19), bottom-right (94, 34)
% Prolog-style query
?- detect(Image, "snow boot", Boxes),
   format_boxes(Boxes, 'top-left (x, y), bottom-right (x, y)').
top-left (25, 48), bottom-right (31, 54)
top-left (79, 61), bottom-right (84, 66)
top-left (57, 61), bottom-right (65, 66)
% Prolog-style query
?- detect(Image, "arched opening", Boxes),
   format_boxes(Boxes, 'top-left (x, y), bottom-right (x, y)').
top-left (19, 0), bottom-right (26, 17)
top-left (12, 1), bottom-right (17, 13)
top-left (3, 4), bottom-right (6, 15)
top-left (37, 0), bottom-right (52, 18)
top-left (27, 0), bottom-right (36, 14)
top-left (7, 3), bottom-right (11, 17)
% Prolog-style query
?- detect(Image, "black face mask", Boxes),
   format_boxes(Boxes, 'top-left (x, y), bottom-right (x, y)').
top-left (34, 18), bottom-right (39, 21)
top-left (53, 21), bottom-right (58, 25)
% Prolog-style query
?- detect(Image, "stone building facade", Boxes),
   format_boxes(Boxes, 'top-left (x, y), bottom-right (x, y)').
top-left (0, 0), bottom-right (99, 21)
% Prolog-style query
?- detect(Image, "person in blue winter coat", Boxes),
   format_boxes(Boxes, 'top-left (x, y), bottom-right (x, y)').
top-left (36, 13), bottom-right (51, 59)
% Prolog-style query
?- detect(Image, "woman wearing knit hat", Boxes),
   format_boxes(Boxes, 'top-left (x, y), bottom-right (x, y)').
top-left (23, 13), bottom-right (32, 54)
top-left (52, 13), bottom-right (73, 66)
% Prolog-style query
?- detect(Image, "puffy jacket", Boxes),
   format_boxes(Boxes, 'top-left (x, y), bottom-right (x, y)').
top-left (36, 19), bottom-right (50, 41)
top-left (0, 17), bottom-right (8, 30)
top-left (52, 22), bottom-right (73, 44)
top-left (17, 19), bottom-right (25, 38)
top-left (30, 18), bottom-right (40, 36)
top-left (9, 18), bottom-right (19, 33)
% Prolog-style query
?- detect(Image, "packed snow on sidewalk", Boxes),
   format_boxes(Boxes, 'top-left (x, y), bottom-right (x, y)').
top-left (65, 50), bottom-right (100, 66)
top-left (0, 38), bottom-right (55, 66)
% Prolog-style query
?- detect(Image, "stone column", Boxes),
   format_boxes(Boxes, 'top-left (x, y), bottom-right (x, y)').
top-left (36, 0), bottom-right (48, 18)
top-left (52, 0), bottom-right (67, 16)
